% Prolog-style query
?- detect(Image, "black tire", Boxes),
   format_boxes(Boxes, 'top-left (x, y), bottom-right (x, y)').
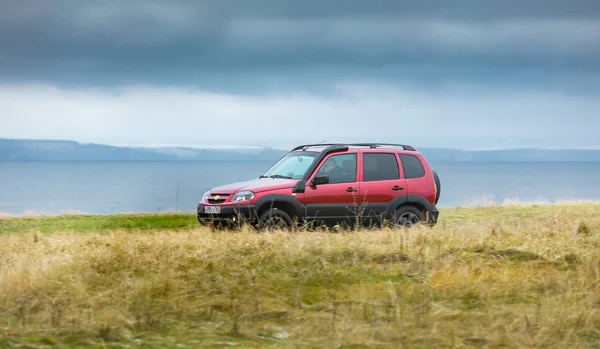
top-left (433, 170), bottom-right (441, 205)
top-left (393, 205), bottom-right (425, 228)
top-left (258, 208), bottom-right (293, 231)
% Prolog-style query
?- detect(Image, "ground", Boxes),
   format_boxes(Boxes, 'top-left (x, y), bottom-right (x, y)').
top-left (0, 202), bottom-right (599, 348)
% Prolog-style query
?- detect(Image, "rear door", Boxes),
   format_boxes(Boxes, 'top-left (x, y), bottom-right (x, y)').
top-left (302, 152), bottom-right (360, 226)
top-left (358, 152), bottom-right (407, 223)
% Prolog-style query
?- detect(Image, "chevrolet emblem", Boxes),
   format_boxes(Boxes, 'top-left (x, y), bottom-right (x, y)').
top-left (214, 195), bottom-right (220, 200)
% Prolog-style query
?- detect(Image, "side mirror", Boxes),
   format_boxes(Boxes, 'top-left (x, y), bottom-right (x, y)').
top-left (311, 175), bottom-right (329, 186)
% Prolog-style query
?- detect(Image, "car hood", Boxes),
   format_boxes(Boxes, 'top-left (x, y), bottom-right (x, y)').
top-left (209, 178), bottom-right (299, 194)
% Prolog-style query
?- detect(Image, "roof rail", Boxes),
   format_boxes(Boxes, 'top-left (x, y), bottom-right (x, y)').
top-left (292, 143), bottom-right (415, 151)
top-left (292, 143), bottom-right (347, 151)
top-left (357, 143), bottom-right (416, 151)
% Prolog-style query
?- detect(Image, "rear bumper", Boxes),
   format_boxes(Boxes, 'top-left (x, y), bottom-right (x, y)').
top-left (196, 203), bottom-right (257, 226)
top-left (426, 204), bottom-right (439, 226)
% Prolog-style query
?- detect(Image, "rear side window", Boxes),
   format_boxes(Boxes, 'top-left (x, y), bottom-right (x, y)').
top-left (399, 154), bottom-right (425, 178)
top-left (362, 153), bottom-right (400, 181)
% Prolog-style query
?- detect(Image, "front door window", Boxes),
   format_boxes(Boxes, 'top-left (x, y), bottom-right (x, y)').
top-left (315, 153), bottom-right (357, 184)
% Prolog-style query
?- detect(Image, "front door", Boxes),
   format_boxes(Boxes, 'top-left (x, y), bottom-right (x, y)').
top-left (302, 152), bottom-right (360, 227)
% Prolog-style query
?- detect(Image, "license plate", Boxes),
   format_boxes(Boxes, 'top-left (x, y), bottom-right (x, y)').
top-left (204, 206), bottom-right (221, 214)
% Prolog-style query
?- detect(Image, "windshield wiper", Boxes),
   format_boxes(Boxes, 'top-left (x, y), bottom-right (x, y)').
top-left (270, 174), bottom-right (293, 179)
top-left (260, 174), bottom-right (293, 179)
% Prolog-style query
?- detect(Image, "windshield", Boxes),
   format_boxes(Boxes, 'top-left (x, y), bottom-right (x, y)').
top-left (261, 152), bottom-right (318, 179)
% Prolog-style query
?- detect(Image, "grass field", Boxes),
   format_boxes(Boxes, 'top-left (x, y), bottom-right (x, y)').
top-left (0, 203), bottom-right (599, 348)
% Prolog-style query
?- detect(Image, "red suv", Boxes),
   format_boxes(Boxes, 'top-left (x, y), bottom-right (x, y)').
top-left (197, 143), bottom-right (441, 230)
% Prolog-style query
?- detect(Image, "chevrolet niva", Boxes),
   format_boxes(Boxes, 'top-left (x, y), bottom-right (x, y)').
top-left (197, 143), bottom-right (441, 230)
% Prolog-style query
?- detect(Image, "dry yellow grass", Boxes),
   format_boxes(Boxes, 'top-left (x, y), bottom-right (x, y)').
top-left (0, 203), bottom-right (599, 348)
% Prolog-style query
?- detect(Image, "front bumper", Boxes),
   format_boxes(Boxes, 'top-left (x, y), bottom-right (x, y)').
top-left (196, 203), bottom-right (258, 226)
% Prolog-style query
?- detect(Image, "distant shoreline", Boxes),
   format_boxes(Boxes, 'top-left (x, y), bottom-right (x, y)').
top-left (3, 138), bottom-right (600, 162)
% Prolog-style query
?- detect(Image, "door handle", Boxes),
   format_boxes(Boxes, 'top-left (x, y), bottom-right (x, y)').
top-left (392, 186), bottom-right (404, 191)
top-left (346, 187), bottom-right (358, 192)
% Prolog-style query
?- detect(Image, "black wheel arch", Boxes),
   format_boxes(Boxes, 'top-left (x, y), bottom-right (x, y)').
top-left (433, 170), bottom-right (441, 205)
top-left (255, 194), bottom-right (303, 219)
top-left (385, 194), bottom-right (434, 219)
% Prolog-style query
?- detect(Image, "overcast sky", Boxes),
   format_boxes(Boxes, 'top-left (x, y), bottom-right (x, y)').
top-left (1, 0), bottom-right (599, 150)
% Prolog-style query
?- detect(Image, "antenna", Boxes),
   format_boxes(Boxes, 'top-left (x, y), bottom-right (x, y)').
top-left (316, 140), bottom-right (327, 144)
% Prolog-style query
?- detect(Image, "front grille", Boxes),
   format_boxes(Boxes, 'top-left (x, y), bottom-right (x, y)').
top-left (208, 193), bottom-right (230, 204)
top-left (208, 199), bottom-right (226, 204)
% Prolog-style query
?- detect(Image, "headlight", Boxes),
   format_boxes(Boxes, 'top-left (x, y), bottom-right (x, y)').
top-left (201, 191), bottom-right (210, 203)
top-left (231, 190), bottom-right (254, 202)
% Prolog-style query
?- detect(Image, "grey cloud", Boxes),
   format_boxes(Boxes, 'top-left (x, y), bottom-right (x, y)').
top-left (5, 0), bottom-right (600, 22)
top-left (230, 0), bottom-right (600, 19)
top-left (0, 0), bottom-right (599, 91)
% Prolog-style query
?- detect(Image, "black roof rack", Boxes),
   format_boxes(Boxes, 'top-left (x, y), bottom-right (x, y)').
top-left (292, 143), bottom-right (416, 152)
top-left (291, 143), bottom-right (345, 151)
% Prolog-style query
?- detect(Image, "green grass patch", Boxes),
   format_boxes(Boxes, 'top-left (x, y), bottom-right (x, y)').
top-left (0, 213), bottom-right (198, 234)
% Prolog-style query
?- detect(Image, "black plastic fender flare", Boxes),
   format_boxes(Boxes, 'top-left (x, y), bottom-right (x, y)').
top-left (255, 194), bottom-right (303, 218)
top-left (433, 170), bottom-right (441, 205)
top-left (384, 194), bottom-right (434, 218)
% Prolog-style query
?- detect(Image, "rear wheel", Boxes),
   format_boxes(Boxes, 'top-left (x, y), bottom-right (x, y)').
top-left (258, 208), bottom-right (293, 231)
top-left (393, 205), bottom-right (424, 228)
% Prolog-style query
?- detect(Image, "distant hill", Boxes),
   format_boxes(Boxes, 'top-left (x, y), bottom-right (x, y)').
top-left (0, 138), bottom-right (286, 162)
top-left (1, 138), bottom-right (600, 162)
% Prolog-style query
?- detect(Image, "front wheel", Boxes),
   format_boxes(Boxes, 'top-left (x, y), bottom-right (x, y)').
top-left (393, 205), bottom-right (424, 228)
top-left (258, 208), bottom-right (293, 231)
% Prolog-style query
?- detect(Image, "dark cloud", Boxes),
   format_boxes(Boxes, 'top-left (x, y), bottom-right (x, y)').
top-left (0, 0), bottom-right (599, 91)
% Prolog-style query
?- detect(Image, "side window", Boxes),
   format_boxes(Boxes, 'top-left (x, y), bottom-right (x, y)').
top-left (362, 153), bottom-right (400, 181)
top-left (315, 153), bottom-right (357, 184)
top-left (399, 154), bottom-right (425, 178)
